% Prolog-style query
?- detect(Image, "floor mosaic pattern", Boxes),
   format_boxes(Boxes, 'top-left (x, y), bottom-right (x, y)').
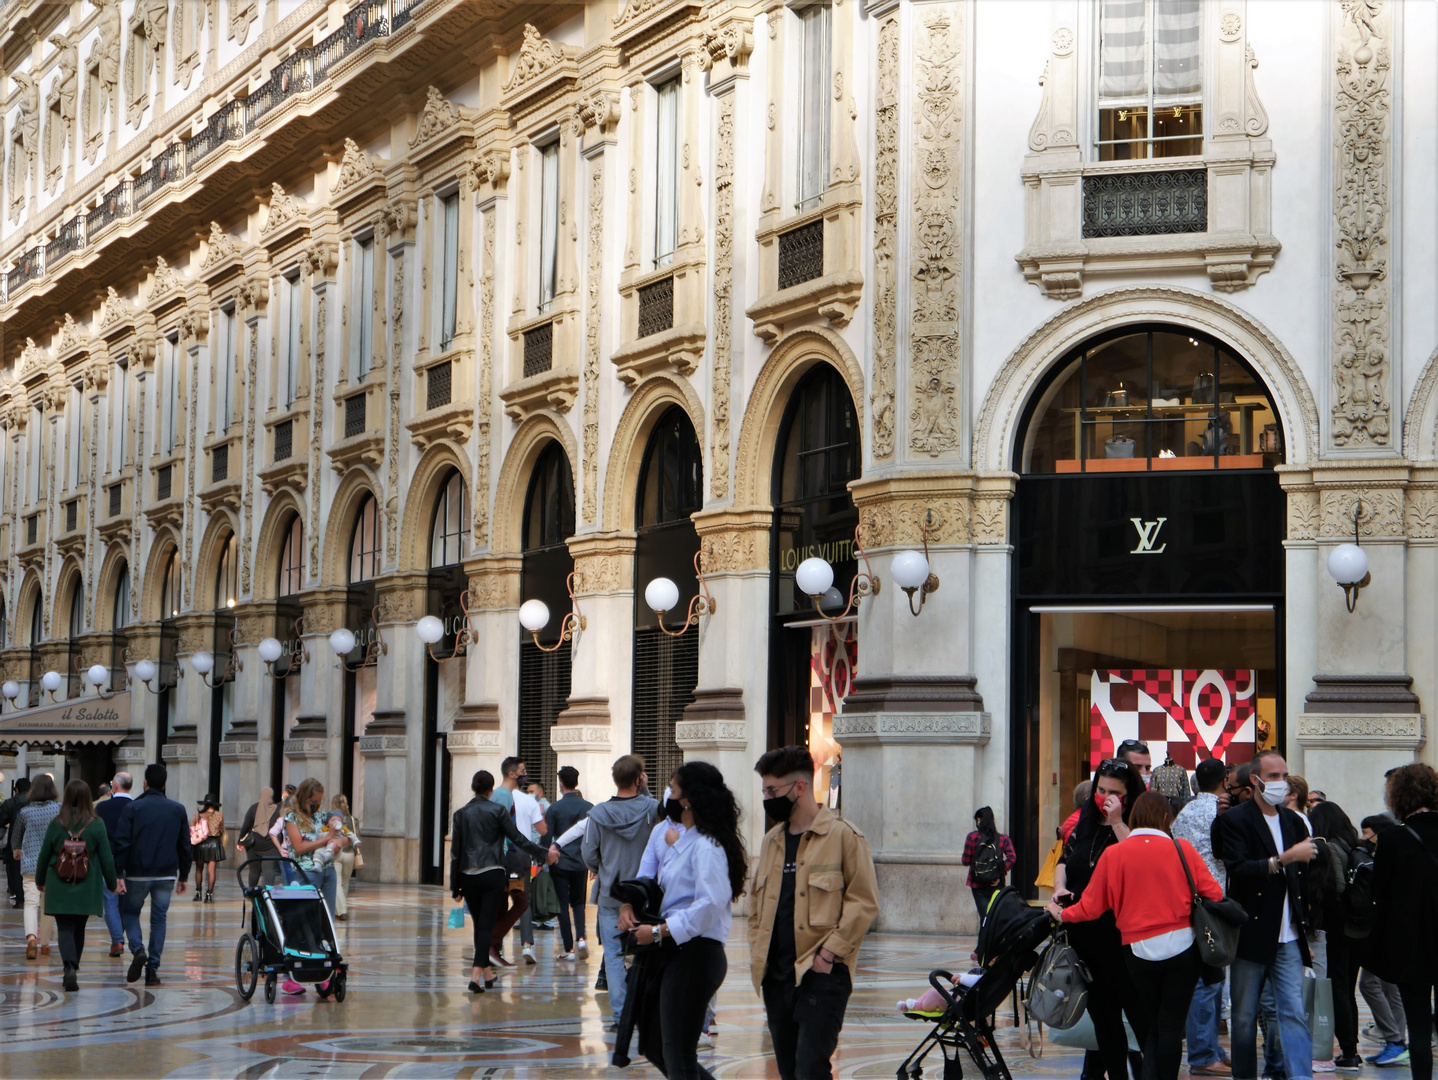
top-left (0, 880), bottom-right (1395, 1078)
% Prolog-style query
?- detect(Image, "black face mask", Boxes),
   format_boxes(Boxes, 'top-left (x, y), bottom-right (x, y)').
top-left (666, 797), bottom-right (685, 822)
top-left (764, 794), bottom-right (796, 822)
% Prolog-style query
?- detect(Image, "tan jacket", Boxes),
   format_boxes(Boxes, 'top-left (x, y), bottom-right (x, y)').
top-left (747, 806), bottom-right (879, 993)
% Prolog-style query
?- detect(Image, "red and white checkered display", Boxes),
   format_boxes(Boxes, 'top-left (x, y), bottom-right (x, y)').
top-left (1090, 669), bottom-right (1257, 772)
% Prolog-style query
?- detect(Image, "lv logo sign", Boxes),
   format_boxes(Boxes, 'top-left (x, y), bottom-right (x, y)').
top-left (1130, 517), bottom-right (1168, 555)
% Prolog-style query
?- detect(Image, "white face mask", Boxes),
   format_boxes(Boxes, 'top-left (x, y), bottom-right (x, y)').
top-left (1259, 779), bottom-right (1289, 807)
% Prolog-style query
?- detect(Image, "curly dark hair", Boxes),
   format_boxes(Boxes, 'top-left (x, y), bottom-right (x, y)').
top-left (675, 760), bottom-right (747, 902)
top-left (1386, 763), bottom-right (1438, 821)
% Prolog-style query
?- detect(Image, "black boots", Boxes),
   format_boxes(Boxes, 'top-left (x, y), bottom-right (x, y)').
top-left (62, 962), bottom-right (78, 992)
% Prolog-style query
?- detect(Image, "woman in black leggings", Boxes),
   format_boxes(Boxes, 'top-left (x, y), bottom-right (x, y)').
top-left (619, 761), bottom-right (747, 1080)
top-left (449, 770), bottom-right (554, 992)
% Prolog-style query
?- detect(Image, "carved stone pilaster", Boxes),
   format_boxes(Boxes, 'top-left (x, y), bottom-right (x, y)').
top-left (908, 6), bottom-right (963, 459)
top-left (1331, 0), bottom-right (1393, 448)
top-left (871, 10), bottom-right (899, 461)
top-left (693, 508), bottom-right (772, 573)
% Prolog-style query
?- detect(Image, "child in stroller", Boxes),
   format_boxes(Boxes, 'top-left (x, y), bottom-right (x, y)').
top-left (895, 887), bottom-right (1054, 1080)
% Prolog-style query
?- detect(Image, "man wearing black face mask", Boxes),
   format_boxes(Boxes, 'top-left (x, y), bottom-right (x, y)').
top-left (749, 746), bottom-right (879, 1080)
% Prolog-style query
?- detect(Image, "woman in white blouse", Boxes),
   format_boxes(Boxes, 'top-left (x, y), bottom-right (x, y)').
top-left (620, 760), bottom-right (746, 1080)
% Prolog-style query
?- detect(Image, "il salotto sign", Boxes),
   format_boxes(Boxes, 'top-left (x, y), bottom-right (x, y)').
top-left (0, 691), bottom-right (132, 744)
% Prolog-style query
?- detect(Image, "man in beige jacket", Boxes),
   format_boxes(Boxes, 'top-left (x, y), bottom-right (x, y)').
top-left (749, 746), bottom-right (879, 1080)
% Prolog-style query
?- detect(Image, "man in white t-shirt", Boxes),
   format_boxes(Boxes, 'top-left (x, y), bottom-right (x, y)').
top-left (490, 757), bottom-right (548, 966)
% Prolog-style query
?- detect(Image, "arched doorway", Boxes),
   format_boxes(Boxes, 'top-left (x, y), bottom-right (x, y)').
top-left (65, 580), bottom-right (83, 698)
top-left (110, 562), bottom-right (130, 692)
top-left (519, 441), bottom-right (575, 799)
top-left (157, 549), bottom-right (181, 761)
top-left (1010, 324), bottom-right (1287, 891)
top-left (208, 532), bottom-right (239, 795)
top-left (768, 364), bottom-right (860, 795)
top-left (420, 468), bottom-right (469, 885)
top-left (632, 407), bottom-right (702, 787)
top-left (25, 589), bottom-right (43, 708)
top-left (268, 516), bottom-right (305, 794)
top-left (337, 495), bottom-right (380, 813)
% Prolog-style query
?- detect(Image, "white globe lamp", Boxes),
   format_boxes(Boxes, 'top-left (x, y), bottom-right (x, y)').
top-left (891, 550), bottom-right (932, 592)
top-left (189, 651), bottom-right (215, 676)
top-left (257, 637), bottom-right (284, 664)
top-left (644, 577), bottom-right (681, 614)
top-left (329, 628), bottom-right (356, 657)
top-left (134, 659), bottom-right (158, 685)
top-left (1326, 543), bottom-right (1368, 587)
top-left (795, 557), bottom-right (834, 598)
top-left (86, 664), bottom-right (108, 689)
top-left (415, 615), bottom-right (445, 645)
top-left (518, 600), bottom-right (550, 633)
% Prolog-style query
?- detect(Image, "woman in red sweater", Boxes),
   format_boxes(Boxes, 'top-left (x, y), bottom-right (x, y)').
top-left (1048, 791), bottom-right (1224, 1080)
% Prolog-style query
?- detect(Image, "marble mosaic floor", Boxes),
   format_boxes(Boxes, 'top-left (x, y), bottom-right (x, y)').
top-left (0, 879), bottom-right (1395, 1079)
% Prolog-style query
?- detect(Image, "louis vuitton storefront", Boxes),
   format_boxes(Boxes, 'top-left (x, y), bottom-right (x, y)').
top-left (1009, 325), bottom-right (1288, 890)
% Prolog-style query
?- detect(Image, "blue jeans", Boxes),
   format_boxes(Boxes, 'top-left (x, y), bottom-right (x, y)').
top-left (1261, 980), bottom-right (1286, 1077)
top-left (1188, 977), bottom-right (1228, 1066)
top-left (597, 906), bottom-right (628, 1025)
top-left (284, 862), bottom-right (337, 913)
top-left (102, 887), bottom-right (124, 945)
top-left (120, 878), bottom-right (174, 972)
top-left (1232, 943), bottom-right (1313, 1080)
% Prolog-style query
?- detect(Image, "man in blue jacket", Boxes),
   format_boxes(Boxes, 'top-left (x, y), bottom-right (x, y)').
top-left (112, 763), bottom-right (191, 986)
top-left (95, 770), bottom-right (135, 956)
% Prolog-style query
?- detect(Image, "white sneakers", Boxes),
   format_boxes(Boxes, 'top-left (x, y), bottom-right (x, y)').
top-left (556, 950), bottom-right (577, 961)
top-left (576, 938), bottom-right (589, 959)
top-left (522, 946), bottom-right (537, 965)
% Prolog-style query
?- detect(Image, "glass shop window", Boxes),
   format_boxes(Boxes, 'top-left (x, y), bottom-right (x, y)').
top-left (1021, 328), bottom-right (1282, 474)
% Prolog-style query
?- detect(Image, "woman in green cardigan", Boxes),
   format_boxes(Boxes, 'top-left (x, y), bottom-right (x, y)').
top-left (35, 778), bottom-right (118, 992)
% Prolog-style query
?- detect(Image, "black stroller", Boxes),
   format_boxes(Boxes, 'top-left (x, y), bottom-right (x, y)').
top-left (233, 856), bottom-right (348, 1004)
top-left (895, 887), bottom-right (1055, 1080)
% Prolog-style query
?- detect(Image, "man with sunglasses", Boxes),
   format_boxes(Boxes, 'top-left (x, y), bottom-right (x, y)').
top-left (1116, 739), bottom-right (1154, 789)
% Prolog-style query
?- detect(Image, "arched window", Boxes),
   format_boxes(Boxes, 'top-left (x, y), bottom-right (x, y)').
top-left (215, 532), bottom-right (238, 609)
top-left (28, 592), bottom-right (42, 645)
top-left (68, 583), bottom-right (83, 639)
top-left (113, 563), bottom-right (130, 630)
top-left (160, 551), bottom-right (181, 619)
top-left (349, 494), bottom-right (381, 583)
top-left (1019, 327), bottom-right (1284, 474)
top-left (637, 408), bottom-right (703, 527)
top-left (279, 517), bottom-right (304, 597)
top-left (774, 364), bottom-right (860, 505)
top-left (429, 470), bottom-right (471, 568)
top-left (0, 595), bottom-right (7, 650)
top-left (523, 442), bottom-right (575, 552)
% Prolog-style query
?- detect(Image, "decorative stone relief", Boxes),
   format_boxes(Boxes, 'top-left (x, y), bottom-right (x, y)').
top-left (581, 160), bottom-right (603, 524)
top-left (970, 496), bottom-right (1008, 545)
top-left (228, 0), bottom-right (256, 46)
top-left (261, 182), bottom-right (302, 237)
top-left (710, 91), bottom-right (736, 500)
top-left (503, 25), bottom-right (565, 93)
top-left (699, 529), bottom-right (765, 573)
top-left (182, 342), bottom-right (198, 606)
top-left (1407, 488), bottom-right (1438, 540)
top-left (870, 15), bottom-right (900, 462)
top-left (833, 711), bottom-right (992, 744)
top-left (309, 291), bottom-right (325, 576)
top-left (1287, 488), bottom-right (1320, 541)
top-left (56, 314), bottom-right (83, 354)
top-left (573, 554), bottom-right (623, 595)
top-left (908, 8), bottom-right (962, 459)
top-left (1319, 487), bottom-right (1403, 538)
top-left (410, 86), bottom-right (465, 148)
top-left (863, 499), bottom-right (968, 548)
top-left (201, 221), bottom-right (236, 268)
top-left (474, 209), bottom-right (495, 547)
top-left (172, 0), bottom-right (204, 89)
top-left (240, 322), bottom-right (258, 593)
top-left (386, 251), bottom-right (404, 561)
top-left (150, 256), bottom-right (183, 301)
top-left (1331, 0), bottom-right (1392, 447)
top-left (334, 138), bottom-right (382, 196)
top-left (92, 0), bottom-right (121, 134)
top-left (50, 33), bottom-right (79, 175)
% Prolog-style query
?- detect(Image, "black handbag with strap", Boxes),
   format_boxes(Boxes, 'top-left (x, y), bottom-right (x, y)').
top-left (1171, 834), bottom-right (1247, 967)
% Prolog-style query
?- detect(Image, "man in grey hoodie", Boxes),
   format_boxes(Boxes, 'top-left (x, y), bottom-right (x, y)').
top-left (582, 753), bottom-right (658, 1030)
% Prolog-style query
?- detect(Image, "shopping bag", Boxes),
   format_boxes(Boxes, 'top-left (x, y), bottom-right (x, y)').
top-left (1035, 839), bottom-right (1064, 890)
top-left (1305, 972), bottom-right (1335, 1062)
top-left (1044, 1008), bottom-right (1140, 1052)
top-left (447, 905), bottom-right (466, 930)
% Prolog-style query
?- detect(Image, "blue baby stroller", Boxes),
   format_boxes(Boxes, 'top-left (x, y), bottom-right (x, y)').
top-left (234, 856), bottom-right (348, 1004)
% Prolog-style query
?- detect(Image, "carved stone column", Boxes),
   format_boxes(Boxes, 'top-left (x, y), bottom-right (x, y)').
top-left (357, 708), bottom-right (411, 882)
top-left (686, 508), bottom-right (772, 854)
top-left (218, 717), bottom-right (258, 859)
top-left (449, 701), bottom-right (501, 832)
top-left (556, 533), bottom-right (634, 800)
top-left (374, 572), bottom-right (427, 881)
top-left (164, 615), bottom-right (211, 808)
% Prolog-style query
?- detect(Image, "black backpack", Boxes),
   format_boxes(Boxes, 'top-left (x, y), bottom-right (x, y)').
top-left (972, 835), bottom-right (1005, 886)
top-left (1340, 841), bottom-right (1376, 937)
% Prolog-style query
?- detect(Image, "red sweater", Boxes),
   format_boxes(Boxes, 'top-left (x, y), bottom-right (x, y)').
top-left (1062, 829), bottom-right (1223, 945)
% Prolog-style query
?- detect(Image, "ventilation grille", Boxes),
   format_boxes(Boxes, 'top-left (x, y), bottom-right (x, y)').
top-left (427, 360), bottom-right (452, 411)
top-left (344, 393), bottom-right (365, 439)
top-left (65, 500), bottom-right (77, 533)
top-left (518, 637), bottom-right (571, 806)
top-left (631, 626), bottom-right (698, 791)
top-left (25, 515), bottom-right (36, 545)
top-left (637, 275), bottom-right (675, 338)
top-left (274, 419), bottom-right (293, 462)
top-left (523, 322), bottom-right (553, 378)
top-left (157, 464), bottom-right (172, 501)
top-left (777, 219), bottom-right (824, 290)
top-left (212, 443), bottom-right (229, 481)
top-left (108, 484), bottom-right (122, 517)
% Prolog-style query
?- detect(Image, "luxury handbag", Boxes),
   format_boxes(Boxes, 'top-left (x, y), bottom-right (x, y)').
top-left (190, 820), bottom-right (209, 846)
top-left (1104, 435), bottom-right (1135, 459)
top-left (1171, 836), bottom-right (1247, 966)
top-left (1035, 838), bottom-right (1064, 890)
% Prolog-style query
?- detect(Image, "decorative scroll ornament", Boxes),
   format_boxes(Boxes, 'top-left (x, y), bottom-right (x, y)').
top-left (17, 337), bottom-right (42, 375)
top-left (201, 221), bottom-right (237, 268)
top-left (504, 25), bottom-right (565, 93)
top-left (334, 137), bottom-right (382, 194)
top-left (99, 285), bottom-right (131, 328)
top-left (909, 8), bottom-right (963, 458)
top-left (613, 0), bottom-right (662, 28)
top-left (1331, 0), bottom-right (1392, 447)
top-left (710, 91), bottom-right (736, 500)
top-left (262, 182), bottom-right (302, 236)
top-left (581, 160), bottom-right (603, 523)
top-left (410, 86), bottom-right (464, 147)
top-left (150, 255), bottom-right (183, 300)
top-left (56, 314), bottom-right (83, 354)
